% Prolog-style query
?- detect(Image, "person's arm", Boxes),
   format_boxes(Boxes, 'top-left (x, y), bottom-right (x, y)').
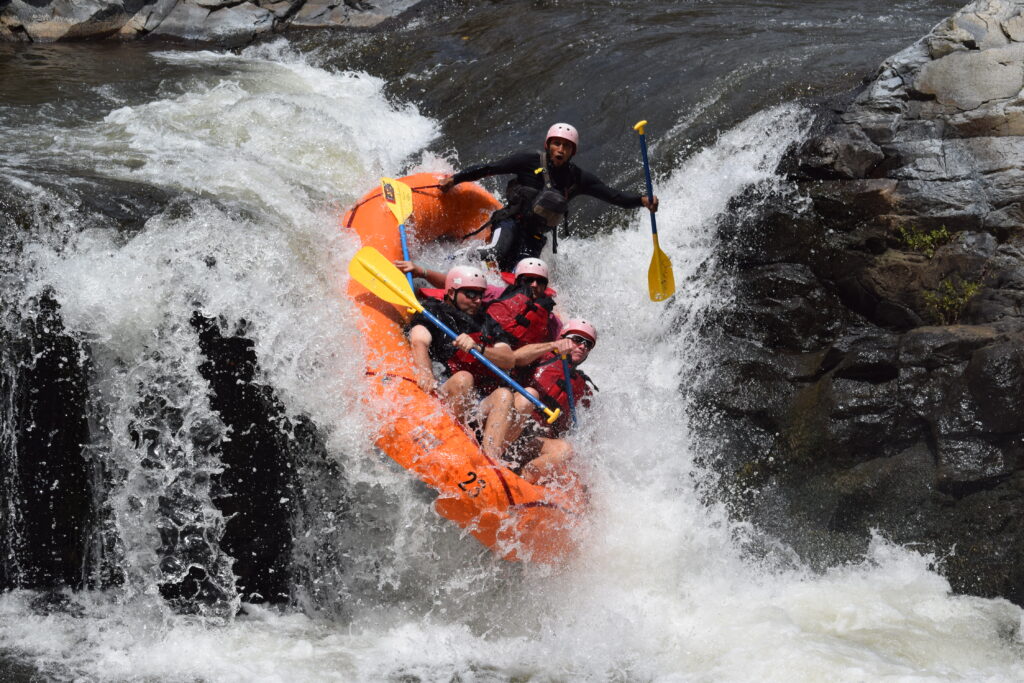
top-left (576, 168), bottom-right (658, 210)
top-left (453, 334), bottom-right (515, 371)
top-left (394, 260), bottom-right (446, 288)
top-left (440, 151), bottom-right (539, 191)
top-left (483, 342), bottom-right (515, 371)
top-left (513, 338), bottom-right (575, 367)
top-left (408, 324), bottom-right (438, 392)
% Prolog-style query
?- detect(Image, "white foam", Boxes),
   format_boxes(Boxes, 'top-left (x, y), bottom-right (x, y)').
top-left (4, 42), bottom-right (1024, 682)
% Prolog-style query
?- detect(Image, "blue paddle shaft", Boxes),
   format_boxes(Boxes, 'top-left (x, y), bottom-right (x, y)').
top-left (399, 223), bottom-right (414, 289)
top-left (418, 308), bottom-right (551, 415)
top-left (637, 132), bottom-right (658, 237)
top-left (561, 356), bottom-right (578, 428)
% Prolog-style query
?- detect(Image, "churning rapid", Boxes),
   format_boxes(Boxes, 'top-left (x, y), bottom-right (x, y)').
top-left (2, 2), bottom-right (1024, 680)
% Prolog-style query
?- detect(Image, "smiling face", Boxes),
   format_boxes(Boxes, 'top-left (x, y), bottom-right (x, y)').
top-left (546, 137), bottom-right (575, 166)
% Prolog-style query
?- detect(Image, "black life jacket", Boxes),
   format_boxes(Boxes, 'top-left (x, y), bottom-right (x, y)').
top-left (470, 152), bottom-right (578, 253)
top-left (485, 284), bottom-right (556, 349)
top-left (530, 352), bottom-right (595, 433)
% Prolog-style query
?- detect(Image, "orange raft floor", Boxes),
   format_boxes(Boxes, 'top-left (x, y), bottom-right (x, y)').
top-left (342, 172), bottom-right (587, 564)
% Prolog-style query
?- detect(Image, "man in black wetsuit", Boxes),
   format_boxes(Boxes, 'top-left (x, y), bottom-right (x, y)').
top-left (439, 122), bottom-right (659, 271)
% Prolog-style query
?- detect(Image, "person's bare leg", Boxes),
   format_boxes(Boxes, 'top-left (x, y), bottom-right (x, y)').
top-left (478, 388), bottom-right (513, 459)
top-left (521, 437), bottom-right (573, 484)
top-left (505, 390), bottom-right (539, 444)
top-left (439, 371), bottom-right (475, 419)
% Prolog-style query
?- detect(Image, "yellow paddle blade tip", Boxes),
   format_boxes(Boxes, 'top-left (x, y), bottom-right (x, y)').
top-left (380, 177), bottom-right (414, 224)
top-left (633, 120), bottom-right (648, 134)
top-left (545, 408), bottom-right (562, 424)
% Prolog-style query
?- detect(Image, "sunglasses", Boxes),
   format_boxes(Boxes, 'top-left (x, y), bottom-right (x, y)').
top-left (564, 334), bottom-right (594, 350)
top-left (518, 275), bottom-right (548, 287)
top-left (458, 288), bottom-right (485, 300)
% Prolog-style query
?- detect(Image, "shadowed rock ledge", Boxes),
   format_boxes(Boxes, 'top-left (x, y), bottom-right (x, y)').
top-left (700, 0), bottom-right (1024, 604)
top-left (0, 0), bottom-right (419, 43)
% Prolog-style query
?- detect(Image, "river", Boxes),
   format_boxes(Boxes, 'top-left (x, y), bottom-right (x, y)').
top-left (2, 1), bottom-right (1023, 680)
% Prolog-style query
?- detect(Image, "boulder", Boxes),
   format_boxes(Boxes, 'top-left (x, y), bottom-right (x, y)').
top-left (203, 2), bottom-right (272, 38)
top-left (0, 0), bottom-right (421, 42)
top-left (701, 0), bottom-right (1024, 605)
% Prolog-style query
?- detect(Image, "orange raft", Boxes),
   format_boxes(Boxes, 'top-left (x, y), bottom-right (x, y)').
top-left (342, 172), bottom-right (586, 564)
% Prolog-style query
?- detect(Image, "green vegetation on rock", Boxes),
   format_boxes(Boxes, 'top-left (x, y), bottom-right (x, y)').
top-left (897, 224), bottom-right (952, 258)
top-left (923, 275), bottom-right (982, 325)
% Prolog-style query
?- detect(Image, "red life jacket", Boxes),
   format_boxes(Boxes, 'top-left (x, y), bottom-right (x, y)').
top-left (530, 353), bottom-right (593, 433)
top-left (486, 285), bottom-right (556, 349)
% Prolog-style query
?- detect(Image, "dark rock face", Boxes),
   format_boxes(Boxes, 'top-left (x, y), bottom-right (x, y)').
top-left (0, 0), bottom-right (419, 43)
top-left (191, 312), bottom-right (300, 605)
top-left (700, 0), bottom-right (1024, 604)
top-left (0, 294), bottom-right (93, 592)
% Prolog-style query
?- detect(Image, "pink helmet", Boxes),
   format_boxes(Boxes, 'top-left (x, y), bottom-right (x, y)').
top-left (445, 265), bottom-right (487, 293)
top-left (513, 257), bottom-right (549, 281)
top-left (545, 123), bottom-right (579, 152)
top-left (561, 318), bottom-right (597, 345)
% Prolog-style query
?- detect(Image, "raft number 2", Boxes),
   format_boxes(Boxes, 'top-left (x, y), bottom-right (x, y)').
top-left (458, 471), bottom-right (486, 498)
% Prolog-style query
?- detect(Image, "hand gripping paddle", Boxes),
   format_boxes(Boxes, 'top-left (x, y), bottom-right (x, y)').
top-left (349, 246), bottom-right (562, 424)
top-left (381, 177), bottom-right (416, 289)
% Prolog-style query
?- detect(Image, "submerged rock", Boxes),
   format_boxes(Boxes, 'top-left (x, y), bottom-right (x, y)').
top-left (702, 0), bottom-right (1024, 605)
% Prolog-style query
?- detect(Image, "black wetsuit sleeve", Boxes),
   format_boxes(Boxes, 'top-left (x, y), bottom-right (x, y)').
top-left (575, 167), bottom-right (644, 208)
top-left (451, 151), bottom-right (540, 185)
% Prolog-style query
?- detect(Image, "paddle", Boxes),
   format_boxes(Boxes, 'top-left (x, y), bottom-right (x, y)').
top-left (561, 355), bottom-right (578, 428)
top-left (349, 246), bottom-right (562, 424)
top-left (381, 177), bottom-right (415, 289)
top-left (633, 120), bottom-right (676, 302)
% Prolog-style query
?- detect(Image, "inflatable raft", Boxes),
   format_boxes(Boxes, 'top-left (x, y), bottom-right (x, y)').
top-left (342, 172), bottom-right (587, 563)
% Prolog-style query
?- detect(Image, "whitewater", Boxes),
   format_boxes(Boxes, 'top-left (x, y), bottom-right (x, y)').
top-left (1, 39), bottom-right (1022, 682)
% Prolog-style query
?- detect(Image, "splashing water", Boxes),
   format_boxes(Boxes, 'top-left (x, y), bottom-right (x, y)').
top-left (0, 40), bottom-right (1022, 681)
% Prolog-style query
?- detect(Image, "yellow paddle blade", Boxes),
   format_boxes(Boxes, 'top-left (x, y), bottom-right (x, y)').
top-left (349, 246), bottom-right (424, 312)
top-left (381, 177), bottom-right (414, 225)
top-left (648, 235), bottom-right (675, 302)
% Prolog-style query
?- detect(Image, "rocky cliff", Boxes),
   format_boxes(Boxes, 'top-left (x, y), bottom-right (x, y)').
top-left (701, 0), bottom-right (1024, 604)
top-left (0, 0), bottom-right (417, 42)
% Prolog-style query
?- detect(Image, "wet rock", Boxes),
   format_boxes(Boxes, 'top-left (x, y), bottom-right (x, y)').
top-left (799, 124), bottom-right (884, 179)
top-left (0, 0), bottom-right (420, 42)
top-left (700, 0), bottom-right (1024, 606)
top-left (0, 294), bottom-right (93, 592)
top-left (147, 0), bottom-right (210, 39)
top-left (964, 339), bottom-right (1024, 433)
top-left (935, 437), bottom-right (1014, 491)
